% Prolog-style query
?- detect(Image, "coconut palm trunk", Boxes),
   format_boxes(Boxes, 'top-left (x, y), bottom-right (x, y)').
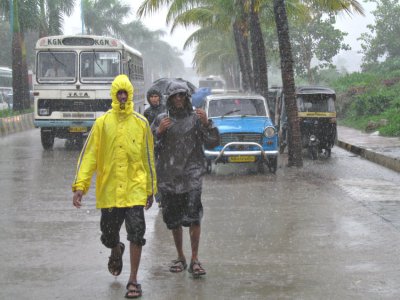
top-left (11, 0), bottom-right (30, 111)
top-left (273, 0), bottom-right (303, 167)
top-left (249, 0), bottom-right (269, 99)
top-left (233, 21), bottom-right (252, 92)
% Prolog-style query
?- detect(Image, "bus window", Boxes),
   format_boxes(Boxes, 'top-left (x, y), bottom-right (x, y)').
top-left (37, 52), bottom-right (76, 82)
top-left (80, 52), bottom-right (120, 82)
top-left (0, 67), bottom-right (12, 102)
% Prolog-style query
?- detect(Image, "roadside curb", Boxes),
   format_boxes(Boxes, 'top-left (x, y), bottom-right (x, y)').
top-left (0, 113), bottom-right (35, 137)
top-left (336, 139), bottom-right (400, 173)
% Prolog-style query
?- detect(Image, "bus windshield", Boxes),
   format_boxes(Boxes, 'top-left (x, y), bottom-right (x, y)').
top-left (80, 51), bottom-right (120, 82)
top-left (37, 52), bottom-right (76, 82)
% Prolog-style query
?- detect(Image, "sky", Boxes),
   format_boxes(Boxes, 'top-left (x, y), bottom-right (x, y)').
top-left (64, 0), bottom-right (376, 72)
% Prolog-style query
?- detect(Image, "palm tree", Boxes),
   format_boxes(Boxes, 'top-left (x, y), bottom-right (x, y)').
top-left (82, 0), bottom-right (130, 37)
top-left (138, 0), bottom-right (255, 91)
top-left (249, 0), bottom-right (269, 98)
top-left (38, 0), bottom-right (75, 37)
top-left (273, 0), bottom-right (303, 167)
top-left (185, 27), bottom-right (239, 88)
top-left (272, 0), bottom-right (364, 166)
top-left (121, 20), bottom-right (185, 84)
top-left (1, 0), bottom-right (39, 111)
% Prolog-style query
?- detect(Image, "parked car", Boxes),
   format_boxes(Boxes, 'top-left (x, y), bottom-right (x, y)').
top-left (203, 93), bottom-right (279, 173)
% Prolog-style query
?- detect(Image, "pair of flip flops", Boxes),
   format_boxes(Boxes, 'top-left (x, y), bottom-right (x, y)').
top-left (169, 259), bottom-right (206, 276)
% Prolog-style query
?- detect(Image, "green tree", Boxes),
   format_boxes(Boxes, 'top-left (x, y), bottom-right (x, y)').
top-left (359, 0), bottom-right (400, 68)
top-left (289, 10), bottom-right (350, 83)
top-left (82, 0), bottom-right (130, 36)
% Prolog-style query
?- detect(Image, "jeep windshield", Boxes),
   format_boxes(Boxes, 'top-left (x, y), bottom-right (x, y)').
top-left (208, 98), bottom-right (267, 118)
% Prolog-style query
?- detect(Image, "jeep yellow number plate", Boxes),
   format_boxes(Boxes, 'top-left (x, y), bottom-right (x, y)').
top-left (69, 127), bottom-right (87, 133)
top-left (228, 155), bottom-right (256, 163)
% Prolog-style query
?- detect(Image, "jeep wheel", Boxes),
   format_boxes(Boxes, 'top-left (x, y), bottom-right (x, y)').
top-left (268, 157), bottom-right (277, 174)
top-left (206, 160), bottom-right (212, 174)
top-left (257, 161), bottom-right (266, 174)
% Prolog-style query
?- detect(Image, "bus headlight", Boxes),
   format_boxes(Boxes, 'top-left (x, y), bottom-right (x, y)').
top-left (39, 108), bottom-right (50, 116)
top-left (263, 126), bottom-right (276, 138)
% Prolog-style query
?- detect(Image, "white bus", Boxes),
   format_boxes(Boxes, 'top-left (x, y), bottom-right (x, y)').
top-left (0, 66), bottom-right (12, 110)
top-left (34, 35), bottom-right (145, 149)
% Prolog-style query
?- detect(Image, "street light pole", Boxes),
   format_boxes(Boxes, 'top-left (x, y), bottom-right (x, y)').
top-left (9, 0), bottom-right (13, 34)
top-left (81, 0), bottom-right (85, 34)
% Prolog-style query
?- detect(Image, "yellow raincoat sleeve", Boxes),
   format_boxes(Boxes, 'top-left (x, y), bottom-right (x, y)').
top-left (142, 120), bottom-right (157, 196)
top-left (71, 121), bottom-right (100, 194)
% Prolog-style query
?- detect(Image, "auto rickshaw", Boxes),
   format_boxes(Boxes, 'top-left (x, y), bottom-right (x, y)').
top-left (276, 86), bottom-right (337, 159)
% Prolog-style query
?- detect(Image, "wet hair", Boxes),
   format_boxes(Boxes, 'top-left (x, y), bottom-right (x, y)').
top-left (146, 89), bottom-right (162, 100)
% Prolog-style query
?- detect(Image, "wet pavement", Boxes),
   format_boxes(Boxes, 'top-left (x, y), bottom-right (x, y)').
top-left (337, 125), bottom-right (400, 172)
top-left (1, 128), bottom-right (400, 299)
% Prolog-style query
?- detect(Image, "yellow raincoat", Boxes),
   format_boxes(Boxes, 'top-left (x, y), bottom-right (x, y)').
top-left (72, 74), bottom-right (157, 208)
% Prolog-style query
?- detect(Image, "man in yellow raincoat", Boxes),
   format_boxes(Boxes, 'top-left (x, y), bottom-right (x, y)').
top-left (72, 74), bottom-right (157, 299)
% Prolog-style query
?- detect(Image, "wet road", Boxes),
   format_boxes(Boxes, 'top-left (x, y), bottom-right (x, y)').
top-left (1, 129), bottom-right (400, 299)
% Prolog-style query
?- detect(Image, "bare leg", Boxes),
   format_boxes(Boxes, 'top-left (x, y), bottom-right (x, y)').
top-left (126, 243), bottom-right (142, 298)
top-left (172, 226), bottom-right (186, 261)
top-left (189, 224), bottom-right (201, 261)
top-left (128, 243), bottom-right (142, 283)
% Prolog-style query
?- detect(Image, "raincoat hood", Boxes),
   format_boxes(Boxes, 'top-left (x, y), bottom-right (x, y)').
top-left (111, 74), bottom-right (134, 115)
top-left (166, 81), bottom-right (193, 115)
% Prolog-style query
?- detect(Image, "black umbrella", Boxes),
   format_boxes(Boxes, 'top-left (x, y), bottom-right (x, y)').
top-left (150, 78), bottom-right (197, 96)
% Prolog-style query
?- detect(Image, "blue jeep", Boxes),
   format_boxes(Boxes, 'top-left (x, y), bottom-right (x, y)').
top-left (203, 94), bottom-right (279, 173)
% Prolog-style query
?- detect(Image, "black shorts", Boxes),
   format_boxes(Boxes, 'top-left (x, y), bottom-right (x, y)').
top-left (100, 206), bottom-right (146, 248)
top-left (161, 189), bottom-right (203, 230)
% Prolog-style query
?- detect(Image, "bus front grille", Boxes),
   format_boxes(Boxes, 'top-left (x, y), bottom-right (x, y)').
top-left (38, 99), bottom-right (112, 114)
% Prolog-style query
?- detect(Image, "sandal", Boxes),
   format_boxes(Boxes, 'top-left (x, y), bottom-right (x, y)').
top-left (125, 282), bottom-right (142, 299)
top-left (108, 242), bottom-right (125, 276)
top-left (169, 259), bottom-right (187, 273)
top-left (188, 260), bottom-right (206, 277)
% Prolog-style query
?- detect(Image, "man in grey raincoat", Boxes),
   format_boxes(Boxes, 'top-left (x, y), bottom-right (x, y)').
top-left (151, 81), bottom-right (219, 277)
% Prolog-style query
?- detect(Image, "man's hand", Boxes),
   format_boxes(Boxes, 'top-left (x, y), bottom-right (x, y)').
top-left (73, 190), bottom-right (83, 208)
top-left (157, 117), bottom-right (173, 135)
top-left (145, 195), bottom-right (154, 210)
top-left (195, 108), bottom-right (209, 127)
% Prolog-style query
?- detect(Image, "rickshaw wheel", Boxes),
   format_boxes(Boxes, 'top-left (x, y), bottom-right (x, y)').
top-left (309, 146), bottom-right (318, 160)
top-left (325, 148), bottom-right (331, 158)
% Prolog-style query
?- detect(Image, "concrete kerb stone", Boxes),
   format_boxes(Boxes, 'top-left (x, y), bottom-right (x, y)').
top-left (336, 139), bottom-right (400, 173)
top-left (0, 113), bottom-right (34, 137)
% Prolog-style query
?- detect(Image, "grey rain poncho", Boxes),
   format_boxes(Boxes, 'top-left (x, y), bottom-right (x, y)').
top-left (151, 82), bottom-right (219, 194)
